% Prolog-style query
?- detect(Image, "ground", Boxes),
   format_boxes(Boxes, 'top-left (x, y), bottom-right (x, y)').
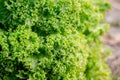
top-left (102, 0), bottom-right (120, 79)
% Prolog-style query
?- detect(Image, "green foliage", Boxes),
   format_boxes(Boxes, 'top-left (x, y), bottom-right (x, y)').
top-left (0, 0), bottom-right (111, 80)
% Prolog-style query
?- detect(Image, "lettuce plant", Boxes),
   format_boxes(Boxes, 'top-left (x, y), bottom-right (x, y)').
top-left (0, 0), bottom-right (111, 80)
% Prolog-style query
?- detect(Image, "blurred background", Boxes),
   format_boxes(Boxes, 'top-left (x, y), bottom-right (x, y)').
top-left (101, 0), bottom-right (120, 79)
